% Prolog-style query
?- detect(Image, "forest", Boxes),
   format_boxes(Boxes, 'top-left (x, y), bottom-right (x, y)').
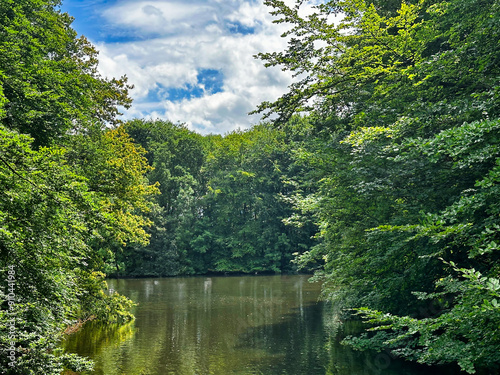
top-left (0, 0), bottom-right (499, 374)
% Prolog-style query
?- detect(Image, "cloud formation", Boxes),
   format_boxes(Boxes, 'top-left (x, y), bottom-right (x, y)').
top-left (67, 0), bottom-right (296, 134)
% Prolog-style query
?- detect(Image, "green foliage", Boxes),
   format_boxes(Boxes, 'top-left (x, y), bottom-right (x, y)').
top-left (186, 125), bottom-right (313, 274)
top-left (0, 126), bottom-right (147, 373)
top-left (346, 263), bottom-right (500, 373)
top-left (64, 124), bottom-right (160, 275)
top-left (0, 0), bottom-right (132, 147)
top-left (2, 0), bottom-right (499, 372)
top-left (0, 126), bottom-right (93, 373)
top-left (117, 120), bottom-right (317, 276)
top-left (75, 271), bottom-right (135, 324)
top-left (257, 0), bottom-right (500, 372)
top-left (0, 1), bottom-right (157, 374)
top-left (120, 119), bottom-right (206, 276)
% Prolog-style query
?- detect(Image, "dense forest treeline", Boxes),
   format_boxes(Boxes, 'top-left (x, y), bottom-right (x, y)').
top-left (0, 0), bottom-right (499, 374)
top-left (111, 119), bottom-right (317, 277)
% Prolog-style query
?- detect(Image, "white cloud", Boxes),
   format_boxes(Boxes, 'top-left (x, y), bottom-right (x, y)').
top-left (102, 1), bottom-right (213, 34)
top-left (92, 0), bottom-right (294, 134)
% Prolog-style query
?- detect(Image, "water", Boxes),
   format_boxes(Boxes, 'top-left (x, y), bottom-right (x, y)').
top-left (63, 275), bottom-right (456, 375)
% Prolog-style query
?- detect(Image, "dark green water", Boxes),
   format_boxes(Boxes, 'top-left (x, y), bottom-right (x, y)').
top-left (63, 275), bottom-right (456, 375)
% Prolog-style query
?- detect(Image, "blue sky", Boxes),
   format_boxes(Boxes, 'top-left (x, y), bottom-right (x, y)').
top-left (59, 0), bottom-right (299, 134)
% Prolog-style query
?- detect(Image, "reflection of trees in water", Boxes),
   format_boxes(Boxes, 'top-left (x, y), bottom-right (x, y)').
top-left (153, 276), bottom-right (322, 374)
top-left (63, 321), bottom-right (135, 356)
top-left (235, 302), bottom-right (456, 375)
top-left (62, 321), bottom-right (136, 375)
top-left (63, 276), bottom-right (326, 375)
top-left (61, 276), bottom-right (456, 375)
top-left (234, 302), bottom-right (334, 375)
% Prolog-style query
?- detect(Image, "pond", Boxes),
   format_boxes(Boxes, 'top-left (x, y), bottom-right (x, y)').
top-left (63, 275), bottom-right (455, 375)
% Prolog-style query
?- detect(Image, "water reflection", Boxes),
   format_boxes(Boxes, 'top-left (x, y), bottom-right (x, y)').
top-left (63, 275), bottom-right (454, 375)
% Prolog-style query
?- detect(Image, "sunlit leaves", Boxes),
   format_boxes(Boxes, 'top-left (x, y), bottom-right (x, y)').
top-left (0, 0), bottom-right (132, 147)
top-left (0, 122), bottom-right (155, 372)
top-left (257, 0), bottom-right (500, 371)
top-left (0, 126), bottom-right (94, 372)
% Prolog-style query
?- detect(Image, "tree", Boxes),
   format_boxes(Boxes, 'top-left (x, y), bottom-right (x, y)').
top-left (185, 125), bottom-right (316, 274)
top-left (0, 126), bottom-right (135, 374)
top-left (64, 124), bottom-right (160, 276)
top-left (115, 121), bottom-right (317, 276)
top-left (0, 0), bottom-right (132, 147)
top-left (0, 2), bottom-right (154, 372)
top-left (119, 119), bottom-right (206, 276)
top-left (257, 0), bottom-right (500, 371)
top-left (345, 119), bottom-right (500, 373)
top-left (256, 0), bottom-right (500, 134)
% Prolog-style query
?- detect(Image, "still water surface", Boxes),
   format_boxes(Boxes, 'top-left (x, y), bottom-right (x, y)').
top-left (64, 275), bottom-right (453, 375)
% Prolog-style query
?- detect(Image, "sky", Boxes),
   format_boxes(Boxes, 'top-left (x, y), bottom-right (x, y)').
top-left (60, 0), bottom-right (300, 134)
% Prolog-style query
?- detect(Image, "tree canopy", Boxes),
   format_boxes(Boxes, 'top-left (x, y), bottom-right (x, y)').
top-left (111, 119), bottom-right (317, 277)
top-left (0, 0), bottom-right (132, 147)
top-left (0, 1), bottom-right (153, 373)
top-left (255, 0), bottom-right (500, 372)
